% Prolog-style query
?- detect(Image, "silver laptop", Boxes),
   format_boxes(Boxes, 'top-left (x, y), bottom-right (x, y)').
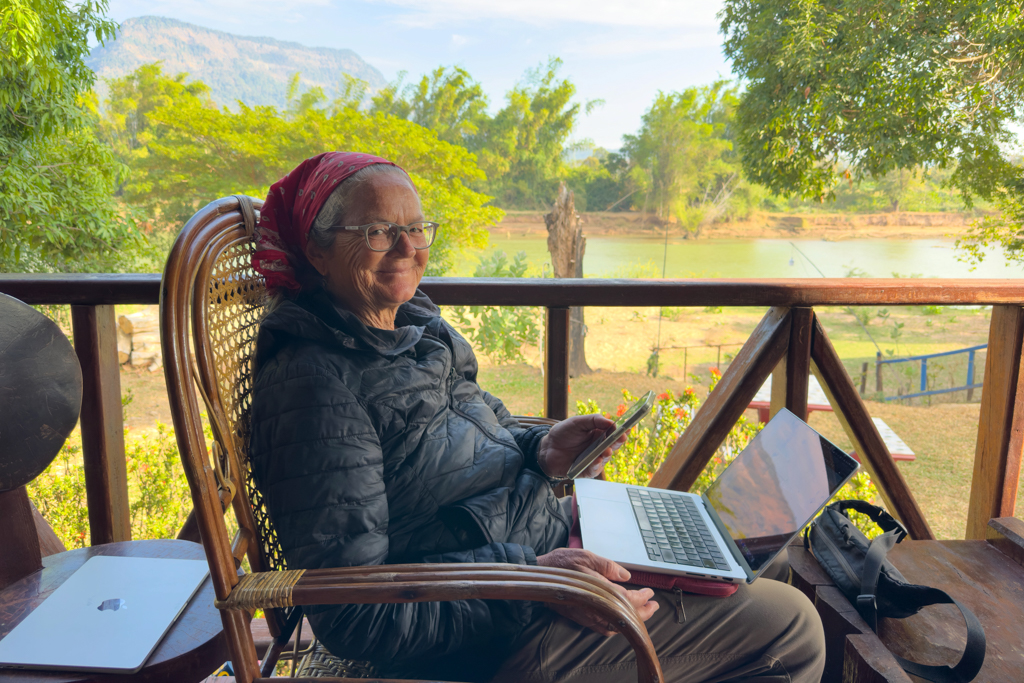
top-left (576, 408), bottom-right (860, 584)
top-left (0, 555), bottom-right (209, 673)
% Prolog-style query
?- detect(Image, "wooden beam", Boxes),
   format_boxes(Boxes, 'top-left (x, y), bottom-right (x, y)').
top-left (544, 306), bottom-right (570, 421)
top-left (8, 274), bottom-right (1024, 307)
top-left (809, 315), bottom-right (934, 540)
top-left (767, 307), bottom-right (813, 422)
top-left (786, 307), bottom-right (813, 420)
top-left (650, 307), bottom-right (791, 491)
top-left (72, 304), bottom-right (131, 545)
top-left (967, 305), bottom-right (1024, 539)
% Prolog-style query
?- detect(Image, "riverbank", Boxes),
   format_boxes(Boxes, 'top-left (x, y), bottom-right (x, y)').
top-left (495, 210), bottom-right (984, 241)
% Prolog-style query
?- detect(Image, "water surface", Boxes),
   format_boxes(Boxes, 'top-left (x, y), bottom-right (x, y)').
top-left (452, 236), bottom-right (1023, 279)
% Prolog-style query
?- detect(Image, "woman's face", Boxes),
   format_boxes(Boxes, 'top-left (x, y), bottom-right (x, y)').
top-left (305, 172), bottom-right (428, 321)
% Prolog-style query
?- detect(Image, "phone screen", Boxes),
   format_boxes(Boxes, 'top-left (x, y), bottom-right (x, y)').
top-left (566, 391), bottom-right (655, 479)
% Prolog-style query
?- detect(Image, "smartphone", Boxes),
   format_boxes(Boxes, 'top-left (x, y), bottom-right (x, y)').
top-left (565, 391), bottom-right (656, 479)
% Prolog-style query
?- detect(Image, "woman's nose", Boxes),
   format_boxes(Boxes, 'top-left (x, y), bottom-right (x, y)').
top-left (390, 231), bottom-right (416, 256)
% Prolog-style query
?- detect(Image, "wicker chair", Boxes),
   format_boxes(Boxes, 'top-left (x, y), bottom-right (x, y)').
top-left (160, 195), bottom-right (663, 683)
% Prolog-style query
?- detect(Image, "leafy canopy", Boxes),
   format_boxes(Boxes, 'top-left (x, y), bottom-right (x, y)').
top-left (0, 0), bottom-right (141, 271)
top-left (721, 0), bottom-right (1024, 204)
top-left (107, 65), bottom-right (501, 275)
top-left (622, 82), bottom-right (745, 234)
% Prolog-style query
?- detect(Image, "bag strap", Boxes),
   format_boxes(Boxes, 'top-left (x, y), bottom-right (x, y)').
top-left (856, 531), bottom-right (986, 683)
top-left (833, 500), bottom-right (908, 541)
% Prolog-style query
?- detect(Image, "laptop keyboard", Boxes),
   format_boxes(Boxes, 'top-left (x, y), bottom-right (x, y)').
top-left (627, 488), bottom-right (731, 571)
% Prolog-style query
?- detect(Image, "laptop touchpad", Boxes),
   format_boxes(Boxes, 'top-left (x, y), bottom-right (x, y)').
top-left (581, 501), bottom-right (638, 542)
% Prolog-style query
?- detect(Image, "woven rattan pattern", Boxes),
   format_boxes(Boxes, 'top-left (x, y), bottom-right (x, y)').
top-left (215, 568), bottom-right (306, 610)
top-left (296, 641), bottom-right (380, 679)
top-left (204, 239), bottom-right (288, 573)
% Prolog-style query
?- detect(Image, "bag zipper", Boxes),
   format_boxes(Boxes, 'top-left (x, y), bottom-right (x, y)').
top-left (813, 522), bottom-right (861, 586)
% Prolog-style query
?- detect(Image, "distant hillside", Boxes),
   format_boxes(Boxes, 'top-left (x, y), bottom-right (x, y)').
top-left (87, 16), bottom-right (386, 108)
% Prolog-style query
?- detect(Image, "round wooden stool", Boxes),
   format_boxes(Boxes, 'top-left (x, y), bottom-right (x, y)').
top-left (0, 540), bottom-right (228, 682)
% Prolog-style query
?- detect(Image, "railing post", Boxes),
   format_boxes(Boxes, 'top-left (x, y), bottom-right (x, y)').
top-left (967, 350), bottom-right (976, 401)
top-left (544, 306), bottom-right (570, 421)
top-left (920, 358), bottom-right (928, 393)
top-left (967, 305), bottom-right (1024, 539)
top-left (71, 304), bottom-right (131, 545)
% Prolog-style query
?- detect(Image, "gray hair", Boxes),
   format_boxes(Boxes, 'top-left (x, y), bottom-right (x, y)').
top-left (265, 163), bottom-right (413, 313)
top-left (307, 163), bottom-right (412, 251)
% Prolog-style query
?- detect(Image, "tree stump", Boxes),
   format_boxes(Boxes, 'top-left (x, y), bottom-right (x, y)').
top-left (545, 183), bottom-right (591, 376)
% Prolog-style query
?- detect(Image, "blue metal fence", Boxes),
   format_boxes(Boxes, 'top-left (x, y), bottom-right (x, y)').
top-left (876, 344), bottom-right (985, 401)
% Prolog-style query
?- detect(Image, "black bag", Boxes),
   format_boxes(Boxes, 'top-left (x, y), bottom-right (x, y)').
top-left (806, 500), bottom-right (986, 683)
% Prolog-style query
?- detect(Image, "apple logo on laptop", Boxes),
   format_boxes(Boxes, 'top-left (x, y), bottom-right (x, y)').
top-left (98, 598), bottom-right (127, 612)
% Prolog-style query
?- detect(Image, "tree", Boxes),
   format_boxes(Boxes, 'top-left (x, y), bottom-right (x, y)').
top-left (108, 64), bottom-right (501, 274)
top-left (545, 183), bottom-right (591, 376)
top-left (371, 66), bottom-right (488, 146)
top-left (0, 0), bottom-right (141, 272)
top-left (720, 0), bottom-right (1024, 258)
top-left (474, 58), bottom-right (587, 209)
top-left (622, 83), bottom-right (742, 236)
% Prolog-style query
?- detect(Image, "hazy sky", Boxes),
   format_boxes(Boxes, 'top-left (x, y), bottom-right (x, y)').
top-left (105, 0), bottom-right (731, 150)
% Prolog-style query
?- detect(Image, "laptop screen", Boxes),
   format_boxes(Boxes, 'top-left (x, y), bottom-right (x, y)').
top-left (704, 409), bottom-right (859, 574)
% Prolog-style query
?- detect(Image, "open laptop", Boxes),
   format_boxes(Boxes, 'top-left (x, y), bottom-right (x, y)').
top-left (575, 408), bottom-right (860, 584)
top-left (0, 555), bottom-right (209, 673)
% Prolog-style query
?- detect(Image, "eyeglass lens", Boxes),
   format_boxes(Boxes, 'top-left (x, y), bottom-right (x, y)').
top-left (366, 223), bottom-right (436, 251)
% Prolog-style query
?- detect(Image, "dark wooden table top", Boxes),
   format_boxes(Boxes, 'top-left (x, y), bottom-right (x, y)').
top-left (0, 540), bottom-right (227, 683)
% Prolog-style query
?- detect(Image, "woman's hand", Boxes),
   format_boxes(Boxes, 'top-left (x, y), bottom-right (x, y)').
top-left (536, 548), bottom-right (659, 636)
top-left (536, 414), bottom-right (627, 480)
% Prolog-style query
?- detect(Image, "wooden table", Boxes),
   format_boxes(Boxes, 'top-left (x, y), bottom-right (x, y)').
top-left (0, 540), bottom-right (227, 683)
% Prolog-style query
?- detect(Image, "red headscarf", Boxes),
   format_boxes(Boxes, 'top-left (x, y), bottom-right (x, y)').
top-left (252, 152), bottom-right (403, 295)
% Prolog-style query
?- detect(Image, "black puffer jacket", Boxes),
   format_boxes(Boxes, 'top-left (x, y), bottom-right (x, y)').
top-left (249, 289), bottom-right (571, 679)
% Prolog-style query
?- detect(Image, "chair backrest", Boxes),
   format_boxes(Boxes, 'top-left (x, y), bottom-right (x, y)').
top-left (161, 195), bottom-right (292, 636)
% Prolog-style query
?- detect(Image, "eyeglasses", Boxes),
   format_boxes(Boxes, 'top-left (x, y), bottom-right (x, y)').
top-left (339, 221), bottom-right (439, 252)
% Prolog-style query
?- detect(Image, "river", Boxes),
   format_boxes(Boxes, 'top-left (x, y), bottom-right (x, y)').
top-left (451, 236), bottom-right (1024, 279)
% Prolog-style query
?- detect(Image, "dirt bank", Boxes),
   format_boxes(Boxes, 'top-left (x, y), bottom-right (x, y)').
top-left (494, 210), bottom-right (983, 241)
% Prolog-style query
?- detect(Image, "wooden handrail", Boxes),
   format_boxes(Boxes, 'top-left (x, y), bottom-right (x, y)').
top-left (3, 274), bottom-right (1024, 306)
top-left (1, 273), bottom-right (1019, 545)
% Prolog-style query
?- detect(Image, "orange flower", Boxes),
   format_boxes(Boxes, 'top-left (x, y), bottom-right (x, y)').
top-left (616, 404), bottom-right (627, 417)
top-left (710, 367), bottom-right (722, 378)
top-left (675, 408), bottom-right (686, 419)
top-left (684, 387), bottom-right (696, 397)
top-left (657, 392), bottom-right (670, 401)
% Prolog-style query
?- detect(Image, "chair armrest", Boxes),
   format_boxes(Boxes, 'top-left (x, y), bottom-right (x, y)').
top-left (218, 563), bottom-right (663, 683)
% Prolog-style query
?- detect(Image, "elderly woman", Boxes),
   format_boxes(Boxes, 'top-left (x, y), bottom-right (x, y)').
top-left (250, 152), bottom-right (825, 683)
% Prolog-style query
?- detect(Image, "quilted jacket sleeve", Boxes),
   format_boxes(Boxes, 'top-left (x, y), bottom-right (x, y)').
top-left (249, 360), bottom-right (538, 664)
top-left (481, 389), bottom-right (551, 474)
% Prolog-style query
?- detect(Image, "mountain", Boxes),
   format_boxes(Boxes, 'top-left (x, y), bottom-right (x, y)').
top-left (87, 16), bottom-right (386, 108)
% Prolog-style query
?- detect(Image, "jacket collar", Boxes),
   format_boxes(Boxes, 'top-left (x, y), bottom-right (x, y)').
top-left (256, 288), bottom-right (440, 367)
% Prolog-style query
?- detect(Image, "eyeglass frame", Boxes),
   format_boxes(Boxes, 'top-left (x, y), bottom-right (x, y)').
top-left (337, 221), bottom-right (439, 252)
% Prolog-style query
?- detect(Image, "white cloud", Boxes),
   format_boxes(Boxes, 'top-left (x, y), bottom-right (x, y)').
top-left (374, 0), bottom-right (722, 29)
top-left (563, 32), bottom-right (722, 57)
top-left (451, 33), bottom-right (470, 47)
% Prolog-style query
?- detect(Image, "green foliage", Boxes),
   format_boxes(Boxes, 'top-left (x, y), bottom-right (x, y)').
top-left (0, 0), bottom-right (141, 271)
top-left (28, 437), bottom-right (90, 548)
top-left (721, 0), bottom-right (1024, 246)
top-left (622, 82), bottom-right (745, 235)
top-left (105, 64), bottom-right (501, 274)
top-left (451, 251), bottom-right (541, 363)
top-left (474, 58), bottom-right (585, 209)
top-left (371, 66), bottom-right (488, 146)
top-left (124, 423), bottom-right (193, 540)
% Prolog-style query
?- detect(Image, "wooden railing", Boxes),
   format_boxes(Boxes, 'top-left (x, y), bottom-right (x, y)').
top-left (2, 274), bottom-right (1022, 546)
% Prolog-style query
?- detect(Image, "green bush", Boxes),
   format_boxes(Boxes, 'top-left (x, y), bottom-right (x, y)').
top-left (451, 250), bottom-right (541, 364)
